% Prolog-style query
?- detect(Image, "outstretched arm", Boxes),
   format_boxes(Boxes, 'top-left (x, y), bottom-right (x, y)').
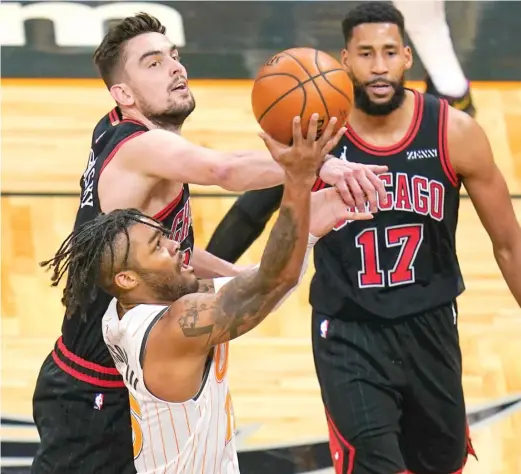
top-left (163, 123), bottom-right (373, 359)
top-left (113, 127), bottom-right (389, 206)
top-left (155, 116), bottom-right (359, 354)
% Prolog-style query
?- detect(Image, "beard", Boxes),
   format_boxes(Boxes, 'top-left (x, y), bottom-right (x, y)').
top-left (350, 74), bottom-right (406, 116)
top-left (138, 267), bottom-right (199, 302)
top-left (137, 91), bottom-right (196, 129)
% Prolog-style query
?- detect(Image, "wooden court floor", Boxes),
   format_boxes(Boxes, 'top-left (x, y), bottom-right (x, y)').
top-left (2, 79), bottom-right (521, 473)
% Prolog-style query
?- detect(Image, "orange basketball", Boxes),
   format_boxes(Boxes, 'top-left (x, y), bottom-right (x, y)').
top-left (251, 47), bottom-right (354, 145)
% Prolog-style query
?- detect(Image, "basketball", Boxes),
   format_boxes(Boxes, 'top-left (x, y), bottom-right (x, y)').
top-left (251, 47), bottom-right (354, 145)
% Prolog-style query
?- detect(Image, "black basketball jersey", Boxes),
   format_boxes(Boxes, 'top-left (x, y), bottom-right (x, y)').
top-left (310, 90), bottom-right (465, 319)
top-left (61, 107), bottom-right (195, 365)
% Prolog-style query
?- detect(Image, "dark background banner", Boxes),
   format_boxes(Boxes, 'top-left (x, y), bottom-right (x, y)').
top-left (2, 1), bottom-right (520, 80)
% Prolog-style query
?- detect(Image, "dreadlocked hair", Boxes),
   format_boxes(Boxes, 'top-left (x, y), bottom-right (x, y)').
top-left (40, 208), bottom-right (170, 321)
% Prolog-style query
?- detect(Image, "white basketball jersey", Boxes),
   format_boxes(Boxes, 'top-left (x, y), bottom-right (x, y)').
top-left (102, 298), bottom-right (240, 474)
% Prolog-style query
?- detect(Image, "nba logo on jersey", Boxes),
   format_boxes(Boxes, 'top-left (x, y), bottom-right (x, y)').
top-left (320, 319), bottom-right (329, 338)
top-left (94, 393), bottom-right (104, 410)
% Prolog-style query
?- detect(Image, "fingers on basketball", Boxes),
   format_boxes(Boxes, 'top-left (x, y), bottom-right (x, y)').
top-left (251, 48), bottom-right (354, 146)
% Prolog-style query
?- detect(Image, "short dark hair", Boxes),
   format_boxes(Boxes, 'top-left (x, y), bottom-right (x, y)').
top-left (93, 13), bottom-right (166, 88)
top-left (342, 2), bottom-right (405, 45)
top-left (40, 209), bottom-right (170, 321)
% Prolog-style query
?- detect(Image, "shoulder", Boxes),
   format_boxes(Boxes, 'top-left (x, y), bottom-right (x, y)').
top-left (446, 106), bottom-right (492, 176)
top-left (92, 111), bottom-right (149, 159)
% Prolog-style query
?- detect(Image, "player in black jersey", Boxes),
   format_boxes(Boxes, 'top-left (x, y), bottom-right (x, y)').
top-left (207, 3), bottom-right (521, 474)
top-left (31, 13), bottom-right (388, 474)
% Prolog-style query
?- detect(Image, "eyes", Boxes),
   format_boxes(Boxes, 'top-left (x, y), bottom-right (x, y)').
top-left (154, 234), bottom-right (176, 253)
top-left (359, 51), bottom-right (397, 58)
top-left (149, 53), bottom-right (181, 69)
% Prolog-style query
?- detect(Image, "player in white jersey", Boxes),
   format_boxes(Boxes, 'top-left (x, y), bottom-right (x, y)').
top-left (103, 301), bottom-right (237, 474)
top-left (40, 115), bottom-right (373, 474)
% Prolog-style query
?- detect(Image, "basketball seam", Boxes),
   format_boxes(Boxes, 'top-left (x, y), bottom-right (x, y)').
top-left (256, 67), bottom-right (346, 125)
top-left (314, 54), bottom-right (353, 107)
top-left (282, 50), bottom-right (330, 121)
top-left (257, 72), bottom-right (334, 123)
top-left (256, 69), bottom-right (345, 84)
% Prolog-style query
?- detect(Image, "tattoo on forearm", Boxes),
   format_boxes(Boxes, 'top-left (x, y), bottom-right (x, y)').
top-left (178, 205), bottom-right (300, 344)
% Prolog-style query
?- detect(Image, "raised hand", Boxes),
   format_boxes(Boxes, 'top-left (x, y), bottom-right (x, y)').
top-left (260, 114), bottom-right (347, 186)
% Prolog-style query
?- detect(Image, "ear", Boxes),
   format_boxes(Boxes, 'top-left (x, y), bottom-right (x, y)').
top-left (110, 83), bottom-right (135, 107)
top-left (403, 45), bottom-right (413, 71)
top-left (341, 49), bottom-right (351, 72)
top-left (341, 48), bottom-right (351, 74)
top-left (113, 270), bottom-right (139, 292)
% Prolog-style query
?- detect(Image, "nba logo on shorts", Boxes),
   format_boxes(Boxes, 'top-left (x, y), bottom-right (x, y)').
top-left (94, 393), bottom-right (104, 410)
top-left (320, 319), bottom-right (329, 338)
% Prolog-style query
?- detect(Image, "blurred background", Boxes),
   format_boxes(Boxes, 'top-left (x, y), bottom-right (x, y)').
top-left (2, 1), bottom-right (521, 473)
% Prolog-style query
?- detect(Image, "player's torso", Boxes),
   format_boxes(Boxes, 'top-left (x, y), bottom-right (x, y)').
top-left (103, 303), bottom-right (239, 474)
top-left (310, 91), bottom-right (465, 319)
top-left (60, 108), bottom-right (195, 366)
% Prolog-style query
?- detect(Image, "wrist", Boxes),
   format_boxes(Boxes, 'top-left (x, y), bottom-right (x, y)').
top-left (316, 154), bottom-right (333, 176)
top-left (284, 171), bottom-right (316, 189)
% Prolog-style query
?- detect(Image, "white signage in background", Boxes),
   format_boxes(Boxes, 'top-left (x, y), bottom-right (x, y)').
top-left (0, 2), bottom-right (186, 47)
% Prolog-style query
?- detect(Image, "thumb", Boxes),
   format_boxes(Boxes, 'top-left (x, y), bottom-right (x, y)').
top-left (259, 131), bottom-right (277, 156)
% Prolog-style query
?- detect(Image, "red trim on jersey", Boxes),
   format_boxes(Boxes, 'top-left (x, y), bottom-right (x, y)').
top-left (312, 177), bottom-right (328, 192)
top-left (345, 90), bottom-right (424, 156)
top-left (152, 186), bottom-right (185, 221)
top-left (52, 336), bottom-right (125, 388)
top-left (438, 99), bottom-right (459, 187)
top-left (109, 107), bottom-right (119, 126)
top-left (52, 351), bottom-right (125, 388)
top-left (108, 107), bottom-right (148, 128)
top-left (99, 131), bottom-right (146, 176)
top-left (56, 337), bottom-right (120, 375)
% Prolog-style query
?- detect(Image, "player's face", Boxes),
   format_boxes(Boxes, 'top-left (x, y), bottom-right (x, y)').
top-left (117, 222), bottom-right (198, 302)
top-left (118, 32), bottom-right (195, 127)
top-left (341, 23), bottom-right (412, 116)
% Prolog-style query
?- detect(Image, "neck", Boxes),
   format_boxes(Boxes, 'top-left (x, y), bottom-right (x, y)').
top-left (348, 89), bottom-right (414, 134)
top-left (116, 294), bottom-right (172, 319)
top-left (119, 107), bottom-right (182, 134)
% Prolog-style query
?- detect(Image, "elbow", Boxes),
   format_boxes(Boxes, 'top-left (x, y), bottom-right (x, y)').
top-left (278, 274), bottom-right (300, 293)
top-left (212, 161), bottom-right (244, 192)
top-left (494, 243), bottom-right (514, 266)
top-left (493, 234), bottom-right (521, 265)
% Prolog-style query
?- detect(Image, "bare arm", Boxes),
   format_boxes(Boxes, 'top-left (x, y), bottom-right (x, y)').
top-left (115, 128), bottom-right (390, 204)
top-left (159, 115), bottom-right (347, 352)
top-left (175, 183), bottom-right (308, 346)
top-left (449, 108), bottom-right (521, 306)
top-left (116, 129), bottom-right (285, 192)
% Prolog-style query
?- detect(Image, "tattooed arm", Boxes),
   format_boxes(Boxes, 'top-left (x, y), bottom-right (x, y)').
top-left (173, 186), bottom-right (307, 347)
top-left (160, 115), bottom-right (348, 353)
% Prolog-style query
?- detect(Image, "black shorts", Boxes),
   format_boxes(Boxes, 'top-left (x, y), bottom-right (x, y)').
top-left (31, 351), bottom-right (136, 474)
top-left (312, 301), bottom-right (475, 474)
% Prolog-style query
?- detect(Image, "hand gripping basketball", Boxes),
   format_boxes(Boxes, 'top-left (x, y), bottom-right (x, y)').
top-left (259, 113), bottom-right (347, 184)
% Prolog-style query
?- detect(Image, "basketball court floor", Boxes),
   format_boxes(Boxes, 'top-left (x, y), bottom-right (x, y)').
top-left (2, 79), bottom-right (521, 473)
